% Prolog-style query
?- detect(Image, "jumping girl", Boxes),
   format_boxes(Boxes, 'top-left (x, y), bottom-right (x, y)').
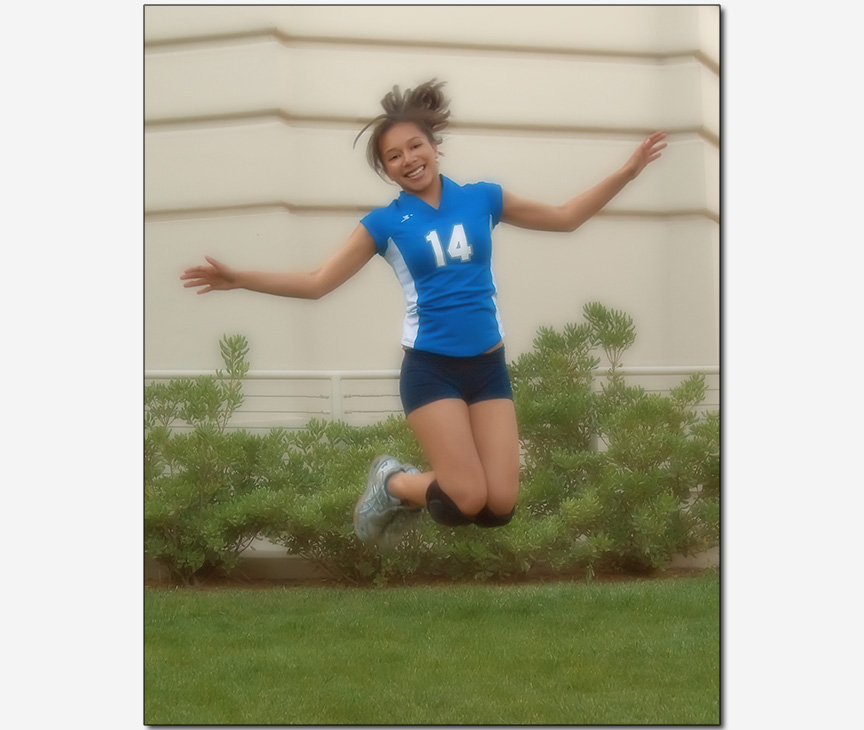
top-left (181, 80), bottom-right (666, 548)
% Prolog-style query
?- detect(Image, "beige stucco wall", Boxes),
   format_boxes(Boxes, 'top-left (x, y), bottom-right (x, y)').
top-left (144, 5), bottom-right (719, 374)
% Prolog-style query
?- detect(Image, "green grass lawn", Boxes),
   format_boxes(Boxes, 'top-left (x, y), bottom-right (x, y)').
top-left (144, 572), bottom-right (720, 725)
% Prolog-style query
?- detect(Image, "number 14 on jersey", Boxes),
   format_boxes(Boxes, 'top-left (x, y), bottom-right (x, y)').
top-left (425, 224), bottom-right (473, 267)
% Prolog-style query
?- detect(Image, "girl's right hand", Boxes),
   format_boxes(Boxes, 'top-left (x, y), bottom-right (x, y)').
top-left (180, 256), bottom-right (239, 294)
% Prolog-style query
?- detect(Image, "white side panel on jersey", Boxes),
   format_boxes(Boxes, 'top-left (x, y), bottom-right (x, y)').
top-left (382, 237), bottom-right (419, 349)
top-left (488, 214), bottom-right (506, 343)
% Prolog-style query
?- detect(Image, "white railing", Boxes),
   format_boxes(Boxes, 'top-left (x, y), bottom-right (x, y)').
top-left (602, 366), bottom-right (719, 376)
top-left (145, 369), bottom-right (401, 423)
top-left (145, 365), bottom-right (719, 428)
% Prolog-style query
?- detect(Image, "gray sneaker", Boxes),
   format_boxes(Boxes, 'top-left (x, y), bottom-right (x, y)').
top-left (376, 465), bottom-right (423, 550)
top-left (354, 456), bottom-right (413, 544)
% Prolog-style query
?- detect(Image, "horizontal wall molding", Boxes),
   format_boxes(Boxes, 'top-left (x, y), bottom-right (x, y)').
top-left (144, 111), bottom-right (720, 149)
top-left (144, 202), bottom-right (369, 221)
top-left (144, 28), bottom-right (720, 76)
top-left (144, 202), bottom-right (718, 225)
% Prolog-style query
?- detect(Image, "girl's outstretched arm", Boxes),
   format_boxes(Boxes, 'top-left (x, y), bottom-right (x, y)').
top-left (180, 224), bottom-right (377, 300)
top-left (501, 131), bottom-right (667, 233)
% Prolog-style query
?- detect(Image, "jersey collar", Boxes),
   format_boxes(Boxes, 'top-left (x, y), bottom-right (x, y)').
top-left (398, 175), bottom-right (453, 212)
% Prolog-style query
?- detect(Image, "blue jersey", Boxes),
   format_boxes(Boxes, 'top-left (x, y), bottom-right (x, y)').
top-left (361, 176), bottom-right (505, 357)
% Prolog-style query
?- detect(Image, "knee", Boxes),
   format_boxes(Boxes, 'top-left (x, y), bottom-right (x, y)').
top-left (426, 482), bottom-right (516, 528)
top-left (480, 476), bottom-right (518, 526)
top-left (473, 504), bottom-right (515, 528)
top-left (473, 478), bottom-right (517, 527)
top-left (426, 481), bottom-right (476, 526)
top-left (434, 471), bottom-right (488, 518)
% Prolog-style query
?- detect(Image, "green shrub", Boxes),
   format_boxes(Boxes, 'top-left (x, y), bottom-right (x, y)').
top-left (144, 339), bottom-right (431, 585)
top-left (265, 416), bottom-right (430, 585)
top-left (144, 335), bottom-right (290, 585)
top-left (510, 303), bottom-right (720, 574)
top-left (145, 307), bottom-right (719, 586)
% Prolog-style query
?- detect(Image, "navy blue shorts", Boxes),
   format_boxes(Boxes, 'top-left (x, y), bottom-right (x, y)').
top-left (399, 346), bottom-right (513, 415)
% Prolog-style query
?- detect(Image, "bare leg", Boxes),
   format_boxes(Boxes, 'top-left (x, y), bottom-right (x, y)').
top-left (468, 398), bottom-right (520, 515)
top-left (402, 398), bottom-right (490, 516)
top-left (388, 397), bottom-right (520, 519)
top-left (386, 469), bottom-right (435, 508)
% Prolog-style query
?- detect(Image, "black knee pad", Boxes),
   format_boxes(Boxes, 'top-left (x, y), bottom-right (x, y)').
top-left (425, 482), bottom-right (474, 527)
top-left (473, 505), bottom-right (515, 528)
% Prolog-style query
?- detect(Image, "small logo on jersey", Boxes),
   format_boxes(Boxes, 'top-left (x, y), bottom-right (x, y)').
top-left (401, 214), bottom-right (413, 223)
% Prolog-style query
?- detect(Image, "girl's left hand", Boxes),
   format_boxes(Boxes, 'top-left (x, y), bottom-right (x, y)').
top-left (623, 131), bottom-right (667, 180)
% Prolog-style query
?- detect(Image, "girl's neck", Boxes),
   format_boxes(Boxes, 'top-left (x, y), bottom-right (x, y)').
top-left (405, 174), bottom-right (443, 209)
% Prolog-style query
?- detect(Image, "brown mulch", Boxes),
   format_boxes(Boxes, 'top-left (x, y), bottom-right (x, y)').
top-left (145, 565), bottom-right (717, 591)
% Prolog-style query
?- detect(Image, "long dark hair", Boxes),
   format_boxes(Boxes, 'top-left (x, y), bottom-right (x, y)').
top-left (354, 80), bottom-right (451, 178)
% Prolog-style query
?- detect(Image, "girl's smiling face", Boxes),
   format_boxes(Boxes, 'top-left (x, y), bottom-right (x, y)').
top-left (379, 122), bottom-right (440, 198)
